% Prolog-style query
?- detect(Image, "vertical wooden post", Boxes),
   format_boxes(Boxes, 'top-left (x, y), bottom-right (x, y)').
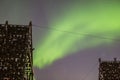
top-left (29, 21), bottom-right (34, 80)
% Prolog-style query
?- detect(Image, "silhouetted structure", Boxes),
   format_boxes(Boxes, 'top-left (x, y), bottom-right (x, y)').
top-left (0, 21), bottom-right (33, 80)
top-left (99, 58), bottom-right (120, 80)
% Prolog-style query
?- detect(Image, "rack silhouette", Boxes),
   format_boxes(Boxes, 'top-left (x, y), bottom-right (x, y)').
top-left (0, 21), bottom-right (33, 80)
top-left (99, 58), bottom-right (120, 80)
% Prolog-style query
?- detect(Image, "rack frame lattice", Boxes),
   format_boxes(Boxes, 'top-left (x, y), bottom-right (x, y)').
top-left (0, 21), bottom-right (33, 80)
top-left (99, 58), bottom-right (120, 80)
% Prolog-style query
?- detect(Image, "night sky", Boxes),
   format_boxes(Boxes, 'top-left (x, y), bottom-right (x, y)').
top-left (0, 0), bottom-right (120, 80)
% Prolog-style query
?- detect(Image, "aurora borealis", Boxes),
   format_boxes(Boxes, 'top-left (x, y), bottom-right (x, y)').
top-left (0, 0), bottom-right (120, 80)
top-left (33, 1), bottom-right (120, 68)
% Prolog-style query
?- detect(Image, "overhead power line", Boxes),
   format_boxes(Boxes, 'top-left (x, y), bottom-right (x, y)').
top-left (81, 62), bottom-right (98, 80)
top-left (32, 24), bottom-right (120, 43)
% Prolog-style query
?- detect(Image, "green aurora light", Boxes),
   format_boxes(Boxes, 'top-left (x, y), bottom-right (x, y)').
top-left (33, 2), bottom-right (120, 68)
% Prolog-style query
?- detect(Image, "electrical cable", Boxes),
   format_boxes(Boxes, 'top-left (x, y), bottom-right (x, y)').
top-left (81, 62), bottom-right (98, 80)
top-left (32, 24), bottom-right (120, 43)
